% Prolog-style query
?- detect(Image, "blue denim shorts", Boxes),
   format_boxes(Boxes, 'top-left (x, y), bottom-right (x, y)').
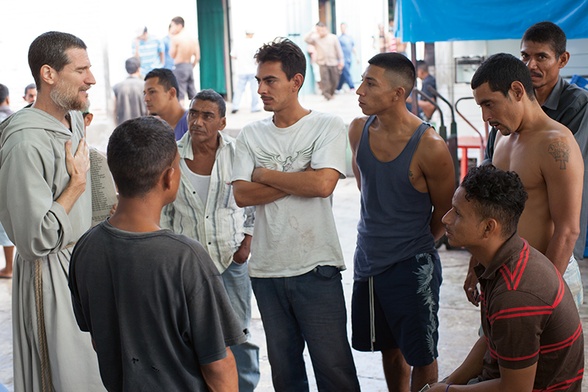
top-left (351, 252), bottom-right (442, 367)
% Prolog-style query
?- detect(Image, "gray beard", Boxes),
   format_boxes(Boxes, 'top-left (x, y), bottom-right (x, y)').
top-left (50, 88), bottom-right (88, 112)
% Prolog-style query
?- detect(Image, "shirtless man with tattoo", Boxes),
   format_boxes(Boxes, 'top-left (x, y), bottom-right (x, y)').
top-left (469, 53), bottom-right (584, 307)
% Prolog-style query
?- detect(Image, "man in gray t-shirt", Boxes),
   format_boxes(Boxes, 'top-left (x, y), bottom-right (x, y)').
top-left (69, 117), bottom-right (245, 391)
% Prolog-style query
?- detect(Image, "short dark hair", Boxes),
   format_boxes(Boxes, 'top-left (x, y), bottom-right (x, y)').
top-left (461, 165), bottom-right (528, 237)
top-left (416, 60), bottom-right (428, 73)
top-left (23, 83), bottom-right (36, 96)
top-left (255, 38), bottom-right (306, 85)
top-left (145, 68), bottom-right (179, 97)
top-left (192, 89), bottom-right (226, 117)
top-left (171, 16), bottom-right (185, 27)
top-left (522, 21), bottom-right (567, 57)
top-left (107, 116), bottom-right (178, 198)
top-left (0, 84), bottom-right (8, 105)
top-left (28, 31), bottom-right (87, 91)
top-left (368, 52), bottom-right (416, 98)
top-left (471, 53), bottom-right (535, 100)
top-left (125, 57), bottom-right (140, 74)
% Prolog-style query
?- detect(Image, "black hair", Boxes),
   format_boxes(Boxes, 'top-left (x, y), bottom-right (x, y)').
top-left (144, 68), bottom-right (180, 97)
top-left (461, 165), bottom-right (528, 237)
top-left (192, 89), bottom-right (226, 117)
top-left (23, 83), bottom-right (36, 96)
top-left (522, 21), bottom-right (567, 57)
top-left (107, 116), bottom-right (178, 198)
top-left (471, 53), bottom-right (535, 100)
top-left (171, 16), bottom-right (185, 27)
top-left (125, 57), bottom-right (140, 74)
top-left (28, 31), bottom-right (87, 91)
top-left (368, 52), bottom-right (416, 98)
top-left (0, 84), bottom-right (8, 105)
top-left (255, 38), bottom-right (306, 86)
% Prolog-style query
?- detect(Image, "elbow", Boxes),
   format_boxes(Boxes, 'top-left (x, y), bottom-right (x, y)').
top-left (316, 181), bottom-right (337, 198)
top-left (233, 192), bottom-right (248, 208)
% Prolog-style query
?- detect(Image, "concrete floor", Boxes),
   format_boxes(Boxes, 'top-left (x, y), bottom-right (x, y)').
top-left (0, 91), bottom-right (585, 390)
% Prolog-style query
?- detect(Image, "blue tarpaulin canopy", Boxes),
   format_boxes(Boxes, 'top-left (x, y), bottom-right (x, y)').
top-left (396, 0), bottom-right (588, 42)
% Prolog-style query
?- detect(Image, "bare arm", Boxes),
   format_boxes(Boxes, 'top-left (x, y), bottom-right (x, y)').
top-left (200, 348), bottom-right (238, 392)
top-left (420, 132), bottom-right (455, 240)
top-left (232, 234), bottom-right (252, 264)
top-left (56, 139), bottom-right (90, 214)
top-left (232, 180), bottom-right (288, 208)
top-left (252, 166), bottom-right (340, 198)
top-left (304, 30), bottom-right (317, 45)
top-left (463, 255), bottom-right (480, 306)
top-left (543, 136), bottom-right (583, 274)
top-left (441, 336), bottom-right (487, 386)
top-left (348, 117), bottom-right (366, 190)
top-left (192, 40), bottom-right (200, 66)
top-left (430, 337), bottom-right (536, 391)
top-left (170, 37), bottom-right (178, 59)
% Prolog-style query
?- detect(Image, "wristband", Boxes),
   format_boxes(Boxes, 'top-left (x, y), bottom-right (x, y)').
top-left (445, 382), bottom-right (454, 392)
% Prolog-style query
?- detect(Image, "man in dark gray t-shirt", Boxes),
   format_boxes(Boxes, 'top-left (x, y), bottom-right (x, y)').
top-left (69, 117), bottom-right (245, 391)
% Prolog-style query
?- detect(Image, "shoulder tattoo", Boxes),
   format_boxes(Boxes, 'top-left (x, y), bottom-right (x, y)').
top-left (547, 141), bottom-right (570, 170)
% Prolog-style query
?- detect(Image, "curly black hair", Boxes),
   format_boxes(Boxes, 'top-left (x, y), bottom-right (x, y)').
top-left (461, 165), bottom-right (528, 237)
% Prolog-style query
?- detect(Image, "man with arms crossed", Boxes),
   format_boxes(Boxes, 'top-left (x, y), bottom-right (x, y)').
top-left (469, 21), bottom-right (588, 307)
top-left (232, 38), bottom-right (360, 391)
top-left (0, 31), bottom-right (104, 391)
top-left (434, 165), bottom-right (583, 392)
top-left (161, 89), bottom-right (260, 391)
top-left (470, 53), bottom-right (583, 305)
top-left (70, 116), bottom-right (245, 391)
top-left (349, 52), bottom-right (455, 392)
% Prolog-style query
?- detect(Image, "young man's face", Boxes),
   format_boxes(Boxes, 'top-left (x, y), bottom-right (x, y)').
top-left (520, 40), bottom-right (567, 92)
top-left (356, 64), bottom-right (397, 116)
top-left (50, 48), bottom-right (95, 111)
top-left (442, 187), bottom-right (485, 249)
top-left (144, 77), bottom-right (173, 115)
top-left (256, 61), bottom-right (299, 113)
top-left (187, 99), bottom-right (226, 144)
top-left (473, 82), bottom-right (521, 136)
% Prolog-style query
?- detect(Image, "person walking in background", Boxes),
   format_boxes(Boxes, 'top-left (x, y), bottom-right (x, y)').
top-left (230, 30), bottom-right (261, 114)
top-left (407, 60), bottom-right (437, 120)
top-left (132, 26), bottom-right (164, 77)
top-left (0, 31), bottom-right (104, 391)
top-left (232, 38), bottom-right (360, 391)
top-left (144, 68), bottom-right (188, 140)
top-left (0, 84), bottom-right (15, 279)
top-left (0, 84), bottom-right (12, 121)
top-left (22, 83), bottom-right (36, 105)
top-left (170, 16), bottom-right (199, 103)
top-left (161, 23), bottom-right (175, 70)
top-left (162, 89), bottom-right (261, 391)
top-left (336, 22), bottom-right (356, 93)
top-left (349, 52), bottom-right (454, 391)
top-left (304, 22), bottom-right (344, 100)
top-left (112, 57), bottom-right (146, 125)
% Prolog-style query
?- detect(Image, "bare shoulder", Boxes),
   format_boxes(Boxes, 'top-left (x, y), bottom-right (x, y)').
top-left (348, 116), bottom-right (370, 148)
top-left (419, 126), bottom-right (451, 156)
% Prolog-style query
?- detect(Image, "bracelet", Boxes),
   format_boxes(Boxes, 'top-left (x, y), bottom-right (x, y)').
top-left (445, 382), bottom-right (454, 392)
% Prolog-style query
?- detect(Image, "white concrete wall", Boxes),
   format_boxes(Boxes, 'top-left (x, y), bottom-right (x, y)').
top-left (0, 0), bottom-right (197, 117)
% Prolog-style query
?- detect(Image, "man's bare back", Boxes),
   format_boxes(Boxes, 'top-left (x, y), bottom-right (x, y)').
top-left (492, 117), bottom-right (582, 271)
top-left (171, 31), bottom-right (199, 66)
